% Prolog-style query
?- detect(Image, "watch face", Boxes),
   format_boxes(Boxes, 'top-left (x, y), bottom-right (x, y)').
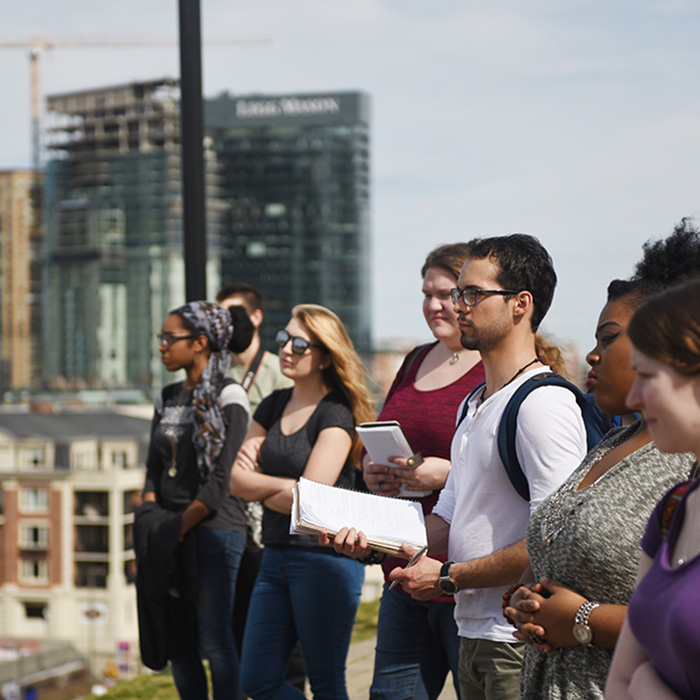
top-left (573, 623), bottom-right (593, 645)
top-left (438, 577), bottom-right (457, 595)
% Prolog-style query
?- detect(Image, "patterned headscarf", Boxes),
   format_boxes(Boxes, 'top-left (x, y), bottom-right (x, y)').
top-left (175, 301), bottom-right (233, 482)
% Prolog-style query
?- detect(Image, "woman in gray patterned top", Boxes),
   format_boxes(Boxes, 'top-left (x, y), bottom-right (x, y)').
top-left (505, 221), bottom-right (700, 699)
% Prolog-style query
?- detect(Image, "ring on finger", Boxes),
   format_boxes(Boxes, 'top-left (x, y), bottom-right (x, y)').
top-left (531, 634), bottom-right (545, 644)
top-left (376, 481), bottom-right (383, 490)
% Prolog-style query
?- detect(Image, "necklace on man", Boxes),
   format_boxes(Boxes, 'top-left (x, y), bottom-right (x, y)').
top-left (501, 357), bottom-right (541, 390)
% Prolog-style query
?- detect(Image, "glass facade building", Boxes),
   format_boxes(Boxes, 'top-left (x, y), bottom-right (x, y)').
top-left (205, 91), bottom-right (371, 356)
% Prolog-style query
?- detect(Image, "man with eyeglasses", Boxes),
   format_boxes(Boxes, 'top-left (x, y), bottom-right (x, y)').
top-left (388, 234), bottom-right (589, 700)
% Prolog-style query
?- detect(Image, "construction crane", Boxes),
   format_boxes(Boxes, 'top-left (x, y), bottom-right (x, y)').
top-left (0, 35), bottom-right (270, 172)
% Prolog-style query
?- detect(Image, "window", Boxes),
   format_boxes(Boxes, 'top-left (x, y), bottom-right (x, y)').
top-left (75, 562), bottom-right (107, 588)
top-left (19, 447), bottom-right (45, 471)
top-left (75, 525), bottom-right (108, 553)
top-left (23, 602), bottom-right (47, 619)
top-left (19, 524), bottom-right (48, 550)
top-left (20, 557), bottom-right (47, 584)
top-left (74, 491), bottom-right (109, 518)
top-left (111, 451), bottom-right (127, 469)
top-left (73, 449), bottom-right (97, 471)
top-left (20, 488), bottom-right (48, 514)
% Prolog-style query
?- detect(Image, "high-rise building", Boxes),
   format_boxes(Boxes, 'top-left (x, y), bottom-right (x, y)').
top-left (0, 170), bottom-right (43, 390)
top-left (43, 79), bottom-right (223, 391)
top-left (42, 84), bottom-right (371, 391)
top-left (205, 91), bottom-right (372, 355)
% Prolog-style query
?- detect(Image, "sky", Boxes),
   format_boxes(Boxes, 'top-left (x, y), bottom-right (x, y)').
top-left (2, 0), bottom-right (700, 358)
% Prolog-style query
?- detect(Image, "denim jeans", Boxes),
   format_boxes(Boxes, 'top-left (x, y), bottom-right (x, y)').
top-left (240, 546), bottom-right (364, 700)
top-left (370, 585), bottom-right (461, 700)
top-left (458, 637), bottom-right (525, 700)
top-left (171, 528), bottom-right (246, 700)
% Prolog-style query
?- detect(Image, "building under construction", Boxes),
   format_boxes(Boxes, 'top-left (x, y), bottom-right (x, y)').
top-left (43, 78), bottom-right (223, 391)
top-left (43, 81), bottom-right (371, 390)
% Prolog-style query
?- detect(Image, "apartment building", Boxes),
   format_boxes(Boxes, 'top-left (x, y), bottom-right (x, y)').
top-left (0, 409), bottom-right (150, 675)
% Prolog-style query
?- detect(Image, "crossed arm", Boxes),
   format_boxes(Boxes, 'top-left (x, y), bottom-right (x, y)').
top-left (230, 420), bottom-right (353, 514)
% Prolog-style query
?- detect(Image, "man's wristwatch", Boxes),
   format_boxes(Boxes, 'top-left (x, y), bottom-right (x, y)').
top-left (572, 601), bottom-right (600, 646)
top-left (438, 560), bottom-right (458, 595)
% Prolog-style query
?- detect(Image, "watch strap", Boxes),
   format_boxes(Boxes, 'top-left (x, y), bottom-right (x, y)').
top-left (440, 560), bottom-right (454, 578)
top-left (573, 601), bottom-right (600, 646)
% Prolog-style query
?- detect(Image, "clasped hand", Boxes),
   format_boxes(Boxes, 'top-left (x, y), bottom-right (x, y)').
top-left (504, 577), bottom-right (587, 653)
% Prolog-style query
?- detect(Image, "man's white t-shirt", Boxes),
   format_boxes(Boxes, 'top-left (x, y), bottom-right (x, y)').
top-left (432, 366), bottom-right (588, 641)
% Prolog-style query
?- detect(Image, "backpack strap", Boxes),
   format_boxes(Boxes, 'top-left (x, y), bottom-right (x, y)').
top-left (660, 481), bottom-right (694, 539)
top-left (458, 382), bottom-right (486, 426)
top-left (241, 347), bottom-right (266, 393)
top-left (497, 373), bottom-right (613, 500)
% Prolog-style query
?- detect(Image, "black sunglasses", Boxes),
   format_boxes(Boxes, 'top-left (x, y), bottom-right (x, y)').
top-left (275, 329), bottom-right (324, 355)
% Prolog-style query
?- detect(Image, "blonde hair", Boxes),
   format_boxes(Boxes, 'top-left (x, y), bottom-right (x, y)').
top-left (534, 333), bottom-right (568, 378)
top-left (292, 304), bottom-right (376, 466)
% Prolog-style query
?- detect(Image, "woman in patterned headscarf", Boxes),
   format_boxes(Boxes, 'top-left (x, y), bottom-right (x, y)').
top-left (142, 300), bottom-right (252, 700)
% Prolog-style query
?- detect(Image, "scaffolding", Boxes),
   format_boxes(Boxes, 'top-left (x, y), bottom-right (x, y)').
top-left (43, 78), bottom-right (223, 391)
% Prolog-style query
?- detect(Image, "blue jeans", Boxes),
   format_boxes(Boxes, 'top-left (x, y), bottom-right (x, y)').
top-left (240, 546), bottom-right (364, 700)
top-left (171, 528), bottom-right (246, 700)
top-left (370, 585), bottom-right (461, 700)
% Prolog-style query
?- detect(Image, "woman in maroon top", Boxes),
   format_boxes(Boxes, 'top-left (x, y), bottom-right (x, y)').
top-left (362, 243), bottom-right (484, 699)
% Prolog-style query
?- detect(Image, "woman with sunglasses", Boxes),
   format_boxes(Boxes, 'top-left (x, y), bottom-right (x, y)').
top-left (230, 303), bottom-right (375, 700)
top-left (140, 301), bottom-right (253, 700)
top-left (605, 278), bottom-right (700, 700)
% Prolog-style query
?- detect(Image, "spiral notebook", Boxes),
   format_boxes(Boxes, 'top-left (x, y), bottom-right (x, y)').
top-left (290, 477), bottom-right (428, 555)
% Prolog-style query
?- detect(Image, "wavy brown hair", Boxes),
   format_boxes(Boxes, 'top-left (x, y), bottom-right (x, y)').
top-left (292, 304), bottom-right (376, 466)
top-left (628, 278), bottom-right (700, 376)
top-left (421, 242), bottom-right (472, 280)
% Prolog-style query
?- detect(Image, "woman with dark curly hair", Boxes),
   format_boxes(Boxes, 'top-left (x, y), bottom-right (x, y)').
top-left (505, 220), bottom-right (700, 700)
top-left (606, 277), bottom-right (700, 700)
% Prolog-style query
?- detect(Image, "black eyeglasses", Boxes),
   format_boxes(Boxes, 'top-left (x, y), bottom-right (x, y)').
top-left (275, 329), bottom-right (324, 355)
top-left (450, 287), bottom-right (519, 306)
top-left (157, 332), bottom-right (198, 348)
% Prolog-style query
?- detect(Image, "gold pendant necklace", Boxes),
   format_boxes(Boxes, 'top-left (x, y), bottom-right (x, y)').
top-left (450, 352), bottom-right (460, 365)
top-left (167, 385), bottom-right (190, 478)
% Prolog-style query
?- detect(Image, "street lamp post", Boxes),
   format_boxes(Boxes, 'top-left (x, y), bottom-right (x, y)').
top-left (179, 0), bottom-right (207, 301)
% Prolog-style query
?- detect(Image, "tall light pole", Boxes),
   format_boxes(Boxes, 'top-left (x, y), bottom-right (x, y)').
top-left (179, 0), bottom-right (207, 301)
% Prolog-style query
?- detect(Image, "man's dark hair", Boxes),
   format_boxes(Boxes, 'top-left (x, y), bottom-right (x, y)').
top-left (216, 282), bottom-right (264, 314)
top-left (466, 233), bottom-right (557, 331)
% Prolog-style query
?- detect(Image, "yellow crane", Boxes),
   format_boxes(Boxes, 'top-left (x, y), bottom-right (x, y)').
top-left (0, 35), bottom-right (270, 172)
